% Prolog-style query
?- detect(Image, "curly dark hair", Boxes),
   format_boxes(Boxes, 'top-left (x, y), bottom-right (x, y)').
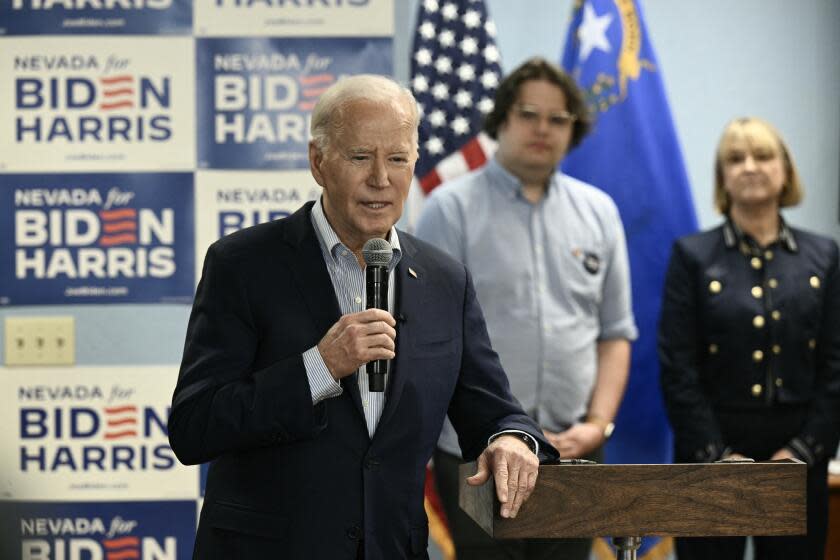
top-left (484, 57), bottom-right (592, 148)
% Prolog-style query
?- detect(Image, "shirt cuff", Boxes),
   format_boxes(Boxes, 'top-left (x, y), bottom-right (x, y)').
top-left (599, 317), bottom-right (638, 341)
top-left (488, 430), bottom-right (539, 456)
top-left (302, 346), bottom-right (342, 404)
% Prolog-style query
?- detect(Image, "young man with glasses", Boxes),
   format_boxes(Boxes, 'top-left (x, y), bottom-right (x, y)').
top-left (416, 57), bottom-right (638, 560)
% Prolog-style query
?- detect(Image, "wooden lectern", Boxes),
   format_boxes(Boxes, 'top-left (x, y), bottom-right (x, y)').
top-left (459, 459), bottom-right (806, 559)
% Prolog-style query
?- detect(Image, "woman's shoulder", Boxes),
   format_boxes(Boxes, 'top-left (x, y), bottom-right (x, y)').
top-left (786, 225), bottom-right (839, 267)
top-left (787, 225), bottom-right (838, 249)
top-left (673, 225), bottom-right (726, 255)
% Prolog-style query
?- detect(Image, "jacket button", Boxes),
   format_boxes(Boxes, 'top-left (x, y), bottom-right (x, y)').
top-left (751, 384), bottom-right (762, 397)
top-left (808, 339), bottom-right (817, 349)
top-left (775, 378), bottom-right (783, 387)
top-left (772, 344), bottom-right (781, 354)
top-left (752, 350), bottom-right (764, 362)
top-left (751, 286), bottom-right (763, 298)
top-left (347, 526), bottom-right (362, 540)
top-left (753, 315), bottom-right (765, 328)
top-left (750, 257), bottom-right (762, 270)
top-left (764, 250), bottom-right (774, 260)
top-left (771, 310), bottom-right (781, 321)
top-left (709, 280), bottom-right (722, 294)
top-left (768, 278), bottom-right (778, 289)
top-left (708, 343), bottom-right (718, 354)
top-left (810, 276), bottom-right (820, 288)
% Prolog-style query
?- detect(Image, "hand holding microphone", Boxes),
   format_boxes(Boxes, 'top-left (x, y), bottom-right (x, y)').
top-left (316, 239), bottom-right (395, 390)
top-left (362, 238), bottom-right (393, 392)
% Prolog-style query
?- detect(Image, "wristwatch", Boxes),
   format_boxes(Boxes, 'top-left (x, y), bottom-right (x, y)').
top-left (586, 413), bottom-right (615, 439)
top-left (489, 431), bottom-right (537, 453)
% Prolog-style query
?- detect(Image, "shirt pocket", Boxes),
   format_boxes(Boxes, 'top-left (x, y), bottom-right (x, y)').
top-left (556, 243), bottom-right (605, 309)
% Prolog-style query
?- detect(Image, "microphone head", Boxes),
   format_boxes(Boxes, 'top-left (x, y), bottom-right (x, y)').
top-left (362, 238), bottom-right (393, 267)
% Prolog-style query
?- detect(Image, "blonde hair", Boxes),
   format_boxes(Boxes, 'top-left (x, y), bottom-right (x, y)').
top-left (713, 117), bottom-right (803, 214)
top-left (310, 74), bottom-right (418, 155)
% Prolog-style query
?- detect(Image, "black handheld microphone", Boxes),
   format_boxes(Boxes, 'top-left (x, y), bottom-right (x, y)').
top-left (362, 238), bottom-right (393, 392)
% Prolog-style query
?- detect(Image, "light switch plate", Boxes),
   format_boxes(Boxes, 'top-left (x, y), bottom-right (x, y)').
top-left (4, 316), bottom-right (75, 366)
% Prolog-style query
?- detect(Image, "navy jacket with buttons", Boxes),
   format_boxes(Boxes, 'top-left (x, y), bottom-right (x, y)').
top-left (658, 219), bottom-right (840, 464)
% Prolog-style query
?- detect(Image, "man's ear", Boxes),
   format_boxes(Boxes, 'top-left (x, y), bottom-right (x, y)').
top-left (309, 141), bottom-right (325, 187)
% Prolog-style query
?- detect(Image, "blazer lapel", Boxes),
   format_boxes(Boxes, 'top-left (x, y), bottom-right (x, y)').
top-left (375, 233), bottom-right (426, 433)
top-left (283, 202), bottom-right (366, 421)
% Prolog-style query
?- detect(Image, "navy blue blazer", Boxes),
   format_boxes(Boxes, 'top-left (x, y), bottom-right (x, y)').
top-left (659, 220), bottom-right (840, 464)
top-left (168, 202), bottom-right (554, 559)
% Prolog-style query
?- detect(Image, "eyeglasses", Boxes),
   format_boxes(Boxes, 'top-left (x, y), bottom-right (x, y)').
top-left (512, 104), bottom-right (577, 128)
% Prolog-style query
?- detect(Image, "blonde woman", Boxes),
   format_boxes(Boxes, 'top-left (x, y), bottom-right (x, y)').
top-left (659, 117), bottom-right (839, 559)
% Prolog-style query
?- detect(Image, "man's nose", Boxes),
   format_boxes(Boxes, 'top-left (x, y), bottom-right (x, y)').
top-left (369, 157), bottom-right (390, 187)
top-left (743, 154), bottom-right (757, 171)
top-left (535, 116), bottom-right (551, 135)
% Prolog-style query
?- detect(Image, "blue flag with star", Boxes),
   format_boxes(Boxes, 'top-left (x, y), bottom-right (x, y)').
top-left (561, 0), bottom-right (697, 554)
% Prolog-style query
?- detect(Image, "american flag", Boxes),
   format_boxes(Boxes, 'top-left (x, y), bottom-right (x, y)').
top-left (412, 2), bottom-right (503, 558)
top-left (410, 0), bottom-right (502, 194)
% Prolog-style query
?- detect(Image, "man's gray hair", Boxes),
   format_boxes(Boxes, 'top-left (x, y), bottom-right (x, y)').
top-left (310, 74), bottom-right (419, 154)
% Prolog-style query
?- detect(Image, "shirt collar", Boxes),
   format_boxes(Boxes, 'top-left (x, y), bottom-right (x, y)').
top-left (486, 157), bottom-right (560, 200)
top-left (723, 215), bottom-right (798, 253)
top-left (310, 196), bottom-right (402, 268)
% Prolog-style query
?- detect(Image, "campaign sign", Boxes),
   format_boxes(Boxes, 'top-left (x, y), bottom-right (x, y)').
top-left (0, 0), bottom-right (191, 36)
top-left (0, 37), bottom-right (195, 171)
top-left (0, 366), bottom-right (199, 501)
top-left (0, 500), bottom-right (195, 560)
top-left (0, 173), bottom-right (194, 306)
top-left (194, 169), bottom-right (319, 280)
top-left (196, 37), bottom-right (391, 170)
top-left (194, 0), bottom-right (392, 38)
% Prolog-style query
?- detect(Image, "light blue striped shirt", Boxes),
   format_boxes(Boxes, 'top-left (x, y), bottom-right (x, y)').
top-left (301, 198), bottom-right (402, 438)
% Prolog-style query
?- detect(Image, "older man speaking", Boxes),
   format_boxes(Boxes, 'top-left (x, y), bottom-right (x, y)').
top-left (168, 74), bottom-right (556, 559)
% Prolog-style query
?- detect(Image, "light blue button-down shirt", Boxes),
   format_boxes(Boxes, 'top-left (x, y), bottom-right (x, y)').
top-left (302, 198), bottom-right (402, 438)
top-left (416, 158), bottom-right (638, 455)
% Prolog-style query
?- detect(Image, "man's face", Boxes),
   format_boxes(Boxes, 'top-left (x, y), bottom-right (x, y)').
top-left (495, 79), bottom-right (574, 176)
top-left (309, 98), bottom-right (417, 253)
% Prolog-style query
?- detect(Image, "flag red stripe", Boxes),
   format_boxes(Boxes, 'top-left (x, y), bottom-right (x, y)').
top-left (419, 169), bottom-right (442, 194)
top-left (461, 137), bottom-right (488, 170)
